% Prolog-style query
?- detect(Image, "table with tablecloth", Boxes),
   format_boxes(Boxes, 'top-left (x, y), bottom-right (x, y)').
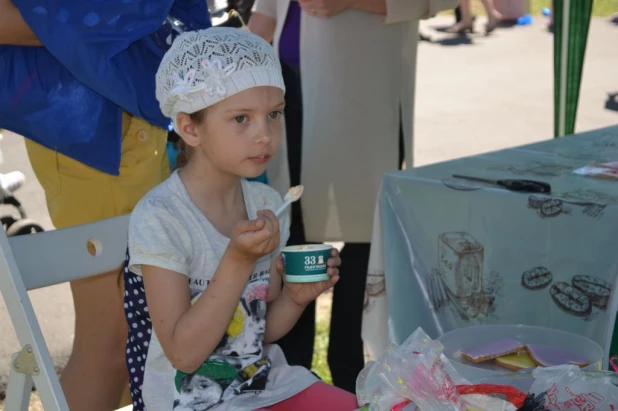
top-left (362, 125), bottom-right (618, 364)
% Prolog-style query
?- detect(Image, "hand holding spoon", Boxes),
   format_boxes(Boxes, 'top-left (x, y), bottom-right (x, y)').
top-left (274, 185), bottom-right (304, 218)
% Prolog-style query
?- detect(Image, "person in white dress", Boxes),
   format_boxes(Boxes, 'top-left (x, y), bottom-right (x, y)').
top-left (250, 0), bottom-right (456, 393)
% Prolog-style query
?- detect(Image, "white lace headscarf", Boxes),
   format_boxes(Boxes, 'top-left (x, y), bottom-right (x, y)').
top-left (156, 27), bottom-right (285, 132)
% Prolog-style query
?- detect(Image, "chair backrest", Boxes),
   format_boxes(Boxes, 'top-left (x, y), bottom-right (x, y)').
top-left (0, 214), bottom-right (130, 410)
top-left (12, 214), bottom-right (130, 290)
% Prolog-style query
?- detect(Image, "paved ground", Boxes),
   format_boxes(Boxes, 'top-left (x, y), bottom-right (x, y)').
top-left (0, 15), bottom-right (617, 401)
top-left (415, 16), bottom-right (617, 166)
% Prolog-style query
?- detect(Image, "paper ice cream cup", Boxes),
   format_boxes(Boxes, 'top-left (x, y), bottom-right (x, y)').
top-left (281, 244), bottom-right (333, 283)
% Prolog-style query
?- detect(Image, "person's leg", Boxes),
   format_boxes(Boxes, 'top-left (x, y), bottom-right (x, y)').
top-left (254, 382), bottom-right (359, 411)
top-left (276, 300), bottom-right (315, 369)
top-left (327, 243), bottom-right (370, 393)
top-left (460, 0), bottom-right (473, 22)
top-left (478, 0), bottom-right (502, 33)
top-left (276, 298), bottom-right (315, 369)
top-left (282, 63), bottom-right (306, 247)
top-left (447, 0), bottom-right (474, 33)
top-left (61, 274), bottom-right (130, 409)
top-left (24, 112), bottom-right (169, 410)
top-left (273, 63), bottom-right (316, 369)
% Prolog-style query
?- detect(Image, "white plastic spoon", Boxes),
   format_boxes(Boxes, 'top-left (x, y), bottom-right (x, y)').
top-left (274, 185), bottom-right (304, 218)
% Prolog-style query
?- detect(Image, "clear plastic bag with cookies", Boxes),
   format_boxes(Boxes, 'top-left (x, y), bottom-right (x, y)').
top-left (356, 327), bottom-right (470, 411)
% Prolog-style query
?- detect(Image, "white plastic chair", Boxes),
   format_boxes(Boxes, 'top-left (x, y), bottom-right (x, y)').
top-left (0, 214), bottom-right (132, 410)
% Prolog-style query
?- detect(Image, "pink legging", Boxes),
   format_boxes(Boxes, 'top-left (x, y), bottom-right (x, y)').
top-left (254, 382), bottom-right (359, 411)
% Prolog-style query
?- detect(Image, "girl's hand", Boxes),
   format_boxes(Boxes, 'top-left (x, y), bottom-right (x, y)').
top-left (229, 210), bottom-right (280, 263)
top-left (277, 247), bottom-right (341, 306)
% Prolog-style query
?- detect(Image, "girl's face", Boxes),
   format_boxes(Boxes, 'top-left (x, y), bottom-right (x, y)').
top-left (178, 86), bottom-right (285, 179)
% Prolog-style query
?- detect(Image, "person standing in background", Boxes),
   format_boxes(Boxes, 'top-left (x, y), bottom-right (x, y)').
top-left (249, 0), bottom-right (316, 370)
top-left (250, 0), bottom-right (456, 393)
top-left (0, 1), bottom-right (210, 408)
top-left (447, 0), bottom-right (501, 34)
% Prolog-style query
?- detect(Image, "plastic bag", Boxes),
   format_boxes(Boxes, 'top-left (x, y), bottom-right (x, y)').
top-left (458, 393), bottom-right (518, 410)
top-left (356, 357), bottom-right (409, 411)
top-left (529, 365), bottom-right (618, 410)
top-left (573, 162), bottom-right (618, 180)
top-left (457, 384), bottom-right (527, 408)
top-left (356, 327), bottom-right (470, 411)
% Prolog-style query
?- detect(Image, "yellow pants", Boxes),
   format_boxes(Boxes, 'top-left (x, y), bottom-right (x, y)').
top-left (25, 112), bottom-right (170, 229)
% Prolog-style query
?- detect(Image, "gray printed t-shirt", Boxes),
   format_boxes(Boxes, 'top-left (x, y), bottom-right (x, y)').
top-left (127, 170), bottom-right (317, 411)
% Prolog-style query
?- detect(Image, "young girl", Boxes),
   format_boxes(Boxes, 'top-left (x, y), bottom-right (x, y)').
top-left (122, 27), bottom-right (359, 411)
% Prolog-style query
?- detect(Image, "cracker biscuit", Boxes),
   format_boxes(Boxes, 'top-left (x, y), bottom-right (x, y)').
top-left (460, 338), bottom-right (524, 364)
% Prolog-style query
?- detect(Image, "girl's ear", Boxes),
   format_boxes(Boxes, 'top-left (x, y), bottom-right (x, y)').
top-left (175, 113), bottom-right (201, 148)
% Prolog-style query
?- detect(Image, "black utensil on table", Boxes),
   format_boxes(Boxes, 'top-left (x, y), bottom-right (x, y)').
top-left (452, 174), bottom-right (552, 194)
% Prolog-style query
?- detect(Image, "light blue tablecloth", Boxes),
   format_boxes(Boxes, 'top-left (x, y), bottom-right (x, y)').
top-left (362, 125), bottom-right (618, 362)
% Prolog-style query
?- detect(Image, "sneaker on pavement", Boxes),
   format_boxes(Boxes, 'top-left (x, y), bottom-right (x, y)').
top-left (0, 171), bottom-right (26, 194)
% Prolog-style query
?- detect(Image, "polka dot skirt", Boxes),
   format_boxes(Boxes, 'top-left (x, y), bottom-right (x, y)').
top-left (123, 249), bottom-right (152, 411)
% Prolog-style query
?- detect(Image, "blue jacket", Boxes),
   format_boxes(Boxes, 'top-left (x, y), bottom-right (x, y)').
top-left (0, 0), bottom-right (211, 175)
